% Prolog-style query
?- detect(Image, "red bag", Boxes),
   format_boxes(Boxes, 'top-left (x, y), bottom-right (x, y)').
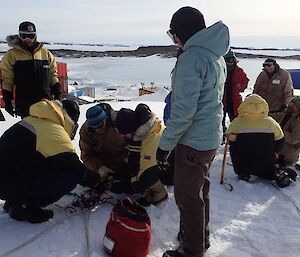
top-left (103, 199), bottom-right (151, 257)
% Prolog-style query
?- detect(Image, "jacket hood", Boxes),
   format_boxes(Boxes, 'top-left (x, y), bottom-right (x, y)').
top-left (29, 99), bottom-right (74, 137)
top-left (183, 21), bottom-right (230, 57)
top-left (237, 94), bottom-right (269, 118)
top-left (6, 34), bottom-right (41, 49)
top-left (6, 35), bottom-right (21, 47)
top-left (133, 113), bottom-right (157, 141)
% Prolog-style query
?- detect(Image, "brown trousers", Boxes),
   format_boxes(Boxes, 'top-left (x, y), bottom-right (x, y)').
top-left (174, 144), bottom-right (216, 257)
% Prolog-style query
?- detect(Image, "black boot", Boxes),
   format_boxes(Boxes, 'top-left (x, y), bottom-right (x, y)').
top-left (275, 171), bottom-right (292, 188)
top-left (238, 173), bottom-right (250, 182)
top-left (9, 205), bottom-right (54, 223)
top-left (162, 250), bottom-right (183, 257)
top-left (3, 201), bottom-right (11, 213)
top-left (284, 168), bottom-right (297, 181)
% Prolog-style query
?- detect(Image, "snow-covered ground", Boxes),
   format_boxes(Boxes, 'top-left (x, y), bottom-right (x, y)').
top-left (0, 47), bottom-right (300, 257)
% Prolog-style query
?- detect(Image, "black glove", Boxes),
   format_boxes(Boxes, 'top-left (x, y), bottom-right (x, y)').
top-left (278, 104), bottom-right (287, 112)
top-left (94, 181), bottom-right (106, 195)
top-left (156, 147), bottom-right (171, 171)
top-left (2, 90), bottom-right (15, 117)
top-left (51, 82), bottom-right (62, 99)
top-left (110, 180), bottom-right (135, 194)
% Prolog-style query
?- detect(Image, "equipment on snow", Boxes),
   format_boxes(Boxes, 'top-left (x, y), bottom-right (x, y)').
top-left (103, 198), bottom-right (151, 257)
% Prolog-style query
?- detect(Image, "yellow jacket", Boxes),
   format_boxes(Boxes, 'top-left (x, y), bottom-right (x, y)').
top-left (227, 94), bottom-right (284, 141)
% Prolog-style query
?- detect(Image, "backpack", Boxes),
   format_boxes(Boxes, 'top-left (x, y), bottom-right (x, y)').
top-left (103, 199), bottom-right (151, 257)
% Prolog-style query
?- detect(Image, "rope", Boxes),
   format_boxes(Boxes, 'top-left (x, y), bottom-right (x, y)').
top-left (0, 190), bottom-right (114, 257)
top-left (271, 182), bottom-right (300, 217)
top-left (0, 211), bottom-right (81, 257)
top-left (83, 211), bottom-right (91, 257)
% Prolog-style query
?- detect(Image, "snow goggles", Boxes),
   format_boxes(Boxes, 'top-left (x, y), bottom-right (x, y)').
top-left (19, 32), bottom-right (36, 40)
top-left (263, 63), bottom-right (273, 68)
top-left (167, 29), bottom-right (177, 44)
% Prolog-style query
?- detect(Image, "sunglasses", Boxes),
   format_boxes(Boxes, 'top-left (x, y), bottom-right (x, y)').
top-left (19, 32), bottom-right (36, 40)
top-left (225, 58), bottom-right (235, 64)
top-left (166, 29), bottom-right (177, 44)
top-left (263, 63), bottom-right (273, 68)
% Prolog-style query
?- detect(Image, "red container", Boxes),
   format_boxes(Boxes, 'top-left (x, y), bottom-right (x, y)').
top-left (0, 62), bottom-right (68, 107)
top-left (57, 62), bottom-right (69, 95)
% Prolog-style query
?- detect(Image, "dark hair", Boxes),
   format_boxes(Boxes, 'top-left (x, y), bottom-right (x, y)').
top-left (61, 99), bottom-right (80, 123)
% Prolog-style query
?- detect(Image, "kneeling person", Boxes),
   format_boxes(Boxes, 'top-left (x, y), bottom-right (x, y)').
top-left (227, 94), bottom-right (295, 187)
top-left (79, 104), bottom-right (129, 188)
top-left (0, 99), bottom-right (104, 223)
top-left (112, 104), bottom-right (169, 206)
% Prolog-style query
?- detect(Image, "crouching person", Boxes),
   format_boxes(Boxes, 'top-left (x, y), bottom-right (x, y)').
top-left (112, 104), bottom-right (169, 206)
top-left (227, 94), bottom-right (296, 187)
top-left (79, 103), bottom-right (129, 188)
top-left (0, 99), bottom-right (104, 223)
top-left (271, 96), bottom-right (300, 166)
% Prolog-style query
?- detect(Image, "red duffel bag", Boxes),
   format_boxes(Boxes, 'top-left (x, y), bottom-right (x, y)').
top-left (103, 198), bottom-right (151, 257)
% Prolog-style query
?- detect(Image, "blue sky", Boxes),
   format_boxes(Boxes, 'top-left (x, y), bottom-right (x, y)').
top-left (1, 0), bottom-right (300, 48)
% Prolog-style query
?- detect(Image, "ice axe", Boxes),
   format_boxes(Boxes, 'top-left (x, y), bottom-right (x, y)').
top-left (220, 135), bottom-right (233, 191)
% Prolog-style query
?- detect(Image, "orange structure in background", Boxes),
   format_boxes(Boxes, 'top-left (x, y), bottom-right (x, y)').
top-left (0, 62), bottom-right (68, 108)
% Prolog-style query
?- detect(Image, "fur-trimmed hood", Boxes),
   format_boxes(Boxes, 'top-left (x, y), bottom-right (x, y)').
top-left (6, 34), bottom-right (41, 49)
top-left (6, 35), bottom-right (21, 47)
top-left (133, 113), bottom-right (157, 141)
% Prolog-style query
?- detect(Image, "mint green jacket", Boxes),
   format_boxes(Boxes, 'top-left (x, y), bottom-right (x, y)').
top-left (159, 21), bottom-right (229, 151)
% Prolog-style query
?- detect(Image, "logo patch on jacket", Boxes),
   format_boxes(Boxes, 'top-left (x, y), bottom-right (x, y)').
top-left (144, 155), bottom-right (151, 160)
top-left (43, 65), bottom-right (50, 69)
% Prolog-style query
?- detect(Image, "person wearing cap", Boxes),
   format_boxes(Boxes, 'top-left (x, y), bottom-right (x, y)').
top-left (79, 103), bottom-right (128, 189)
top-left (226, 94), bottom-right (297, 187)
top-left (0, 99), bottom-right (104, 223)
top-left (222, 49), bottom-right (249, 142)
top-left (271, 96), bottom-right (300, 165)
top-left (1, 21), bottom-right (61, 118)
top-left (253, 58), bottom-right (293, 113)
top-left (156, 6), bottom-right (229, 257)
top-left (113, 104), bottom-right (170, 206)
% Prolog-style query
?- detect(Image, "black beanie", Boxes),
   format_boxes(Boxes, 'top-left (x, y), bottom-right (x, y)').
top-left (61, 99), bottom-right (80, 123)
top-left (115, 108), bottom-right (139, 135)
top-left (19, 21), bottom-right (36, 33)
top-left (170, 6), bottom-right (206, 44)
top-left (264, 58), bottom-right (276, 64)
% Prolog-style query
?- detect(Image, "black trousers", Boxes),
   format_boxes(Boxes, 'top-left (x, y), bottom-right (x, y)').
top-left (1, 167), bottom-right (79, 208)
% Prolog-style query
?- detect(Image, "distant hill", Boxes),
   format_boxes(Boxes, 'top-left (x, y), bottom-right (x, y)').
top-left (1, 41), bottom-right (300, 59)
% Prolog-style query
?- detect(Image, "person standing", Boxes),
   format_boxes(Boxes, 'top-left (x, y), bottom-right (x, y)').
top-left (222, 49), bottom-right (249, 141)
top-left (253, 58), bottom-right (293, 113)
top-left (156, 6), bottom-right (229, 257)
top-left (1, 21), bottom-right (61, 118)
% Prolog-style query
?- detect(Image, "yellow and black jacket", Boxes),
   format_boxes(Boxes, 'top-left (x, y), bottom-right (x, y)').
top-left (1, 35), bottom-right (59, 116)
top-left (227, 94), bottom-right (284, 177)
top-left (0, 99), bottom-right (98, 199)
top-left (127, 107), bottom-right (165, 191)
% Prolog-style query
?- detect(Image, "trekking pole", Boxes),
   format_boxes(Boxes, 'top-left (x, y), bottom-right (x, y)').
top-left (220, 135), bottom-right (233, 191)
